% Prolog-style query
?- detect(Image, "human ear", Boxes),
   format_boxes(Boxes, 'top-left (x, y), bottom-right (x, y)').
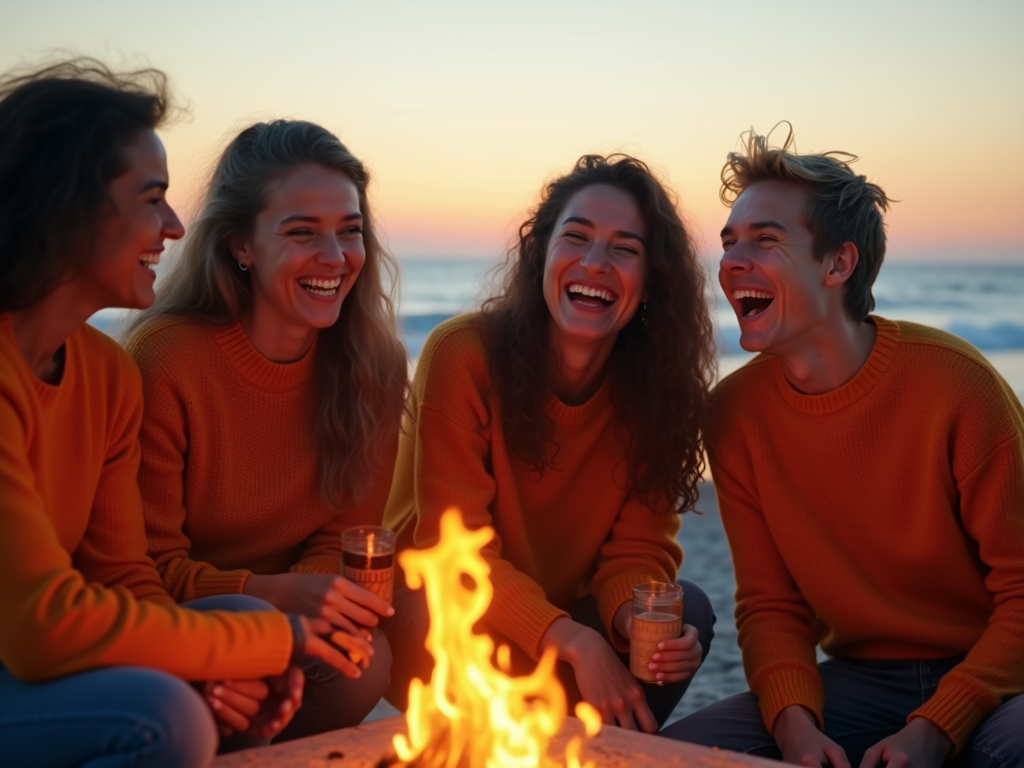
top-left (230, 239), bottom-right (252, 270)
top-left (824, 242), bottom-right (859, 286)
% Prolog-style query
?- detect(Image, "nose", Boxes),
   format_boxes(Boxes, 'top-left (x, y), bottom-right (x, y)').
top-left (720, 243), bottom-right (751, 274)
top-left (162, 201), bottom-right (185, 241)
top-left (579, 239), bottom-right (612, 274)
top-left (317, 233), bottom-right (347, 266)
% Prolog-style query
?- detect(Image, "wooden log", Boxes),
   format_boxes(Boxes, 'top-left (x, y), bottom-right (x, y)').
top-left (213, 716), bottom-right (777, 768)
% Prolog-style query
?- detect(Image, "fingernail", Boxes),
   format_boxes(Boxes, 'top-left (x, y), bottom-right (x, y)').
top-left (210, 698), bottom-right (221, 709)
top-left (652, 653), bottom-right (660, 661)
top-left (657, 642), bottom-right (665, 650)
top-left (656, 673), bottom-right (665, 681)
top-left (212, 686), bottom-right (224, 696)
top-left (387, 607), bottom-right (395, 616)
top-left (271, 720), bottom-right (281, 729)
top-left (648, 662), bottom-right (657, 670)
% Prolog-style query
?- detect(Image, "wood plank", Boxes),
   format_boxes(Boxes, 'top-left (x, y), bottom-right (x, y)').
top-left (213, 716), bottom-right (776, 768)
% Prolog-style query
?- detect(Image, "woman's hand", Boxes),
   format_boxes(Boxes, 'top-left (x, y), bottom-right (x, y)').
top-left (289, 614), bottom-right (375, 678)
top-left (615, 603), bottom-right (702, 684)
top-left (858, 718), bottom-right (952, 768)
top-left (244, 573), bottom-right (393, 634)
top-left (541, 617), bottom-right (658, 733)
top-left (774, 704), bottom-right (851, 768)
top-left (202, 666), bottom-right (304, 738)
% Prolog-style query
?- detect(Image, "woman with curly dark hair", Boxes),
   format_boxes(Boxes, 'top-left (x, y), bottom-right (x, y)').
top-left (385, 154), bottom-right (717, 732)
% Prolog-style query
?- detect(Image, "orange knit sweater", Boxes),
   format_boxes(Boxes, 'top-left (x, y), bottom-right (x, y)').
top-left (0, 313), bottom-right (291, 682)
top-left (126, 317), bottom-right (394, 602)
top-left (708, 316), bottom-right (1024, 750)
top-left (384, 314), bottom-right (683, 659)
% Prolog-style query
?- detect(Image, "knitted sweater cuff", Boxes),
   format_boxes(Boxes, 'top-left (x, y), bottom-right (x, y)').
top-left (910, 684), bottom-right (990, 753)
top-left (754, 665), bottom-right (825, 733)
top-left (194, 569), bottom-right (252, 599)
top-left (488, 585), bottom-right (569, 661)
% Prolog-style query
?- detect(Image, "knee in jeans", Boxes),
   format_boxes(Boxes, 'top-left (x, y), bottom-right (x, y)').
top-left (128, 669), bottom-right (218, 767)
top-left (676, 579), bottom-right (715, 655)
top-left (182, 594), bottom-right (277, 613)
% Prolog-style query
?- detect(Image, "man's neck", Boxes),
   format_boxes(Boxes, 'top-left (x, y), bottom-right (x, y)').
top-left (776, 316), bottom-right (878, 395)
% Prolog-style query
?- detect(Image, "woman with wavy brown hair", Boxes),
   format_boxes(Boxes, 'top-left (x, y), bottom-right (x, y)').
top-left (124, 119), bottom-right (407, 740)
top-left (385, 154), bottom-right (717, 732)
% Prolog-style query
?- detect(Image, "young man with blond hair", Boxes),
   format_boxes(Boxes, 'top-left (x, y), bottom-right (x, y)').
top-left (662, 128), bottom-right (1023, 767)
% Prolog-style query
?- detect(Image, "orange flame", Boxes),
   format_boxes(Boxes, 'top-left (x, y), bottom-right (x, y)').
top-left (393, 509), bottom-right (601, 768)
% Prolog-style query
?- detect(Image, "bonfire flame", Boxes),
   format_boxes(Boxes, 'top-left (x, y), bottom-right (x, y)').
top-left (393, 509), bottom-right (601, 768)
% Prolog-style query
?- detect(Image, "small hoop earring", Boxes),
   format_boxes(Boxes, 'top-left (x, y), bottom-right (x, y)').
top-left (238, 261), bottom-right (248, 271)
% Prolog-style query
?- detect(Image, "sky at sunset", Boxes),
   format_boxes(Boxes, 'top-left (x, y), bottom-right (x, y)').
top-left (2, 0), bottom-right (1022, 262)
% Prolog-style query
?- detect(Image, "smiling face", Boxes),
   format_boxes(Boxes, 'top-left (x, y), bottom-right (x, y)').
top-left (542, 184), bottom-right (648, 351)
top-left (80, 130), bottom-right (184, 310)
top-left (235, 164), bottom-right (365, 338)
top-left (719, 180), bottom-right (836, 355)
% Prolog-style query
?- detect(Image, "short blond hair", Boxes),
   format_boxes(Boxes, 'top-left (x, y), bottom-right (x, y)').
top-left (721, 124), bottom-right (893, 320)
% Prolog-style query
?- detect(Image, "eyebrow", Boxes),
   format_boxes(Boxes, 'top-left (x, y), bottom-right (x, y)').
top-left (720, 220), bottom-right (788, 238)
top-left (562, 216), bottom-right (645, 245)
top-left (139, 180), bottom-right (169, 193)
top-left (279, 213), bottom-right (364, 225)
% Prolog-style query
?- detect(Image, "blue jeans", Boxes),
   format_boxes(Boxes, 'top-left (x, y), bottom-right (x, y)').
top-left (660, 656), bottom-right (1024, 767)
top-left (0, 595), bottom-right (278, 767)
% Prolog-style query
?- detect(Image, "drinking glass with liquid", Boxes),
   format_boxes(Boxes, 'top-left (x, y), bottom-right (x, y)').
top-left (342, 526), bottom-right (396, 605)
top-left (629, 581), bottom-right (683, 684)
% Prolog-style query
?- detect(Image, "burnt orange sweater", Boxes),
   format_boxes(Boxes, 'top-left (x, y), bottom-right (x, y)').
top-left (709, 317), bottom-right (1024, 750)
top-left (126, 318), bottom-right (394, 602)
top-left (384, 314), bottom-right (683, 659)
top-left (0, 314), bottom-right (291, 681)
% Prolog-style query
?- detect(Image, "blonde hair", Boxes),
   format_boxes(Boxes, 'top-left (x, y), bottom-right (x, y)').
top-left (126, 120), bottom-right (407, 507)
top-left (721, 123), bottom-right (893, 320)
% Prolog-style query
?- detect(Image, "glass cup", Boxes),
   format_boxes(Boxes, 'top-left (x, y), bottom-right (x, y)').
top-left (341, 526), bottom-right (396, 605)
top-left (629, 581), bottom-right (683, 684)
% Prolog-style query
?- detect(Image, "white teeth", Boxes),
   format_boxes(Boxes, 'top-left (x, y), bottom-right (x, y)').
top-left (139, 253), bottom-right (160, 266)
top-left (567, 283), bottom-right (615, 302)
top-left (733, 289), bottom-right (773, 300)
top-left (298, 277), bottom-right (342, 293)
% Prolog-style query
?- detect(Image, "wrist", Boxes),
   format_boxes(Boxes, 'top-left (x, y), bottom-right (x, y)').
top-left (774, 704), bottom-right (819, 744)
top-left (242, 574), bottom-right (277, 604)
top-left (540, 618), bottom-right (598, 666)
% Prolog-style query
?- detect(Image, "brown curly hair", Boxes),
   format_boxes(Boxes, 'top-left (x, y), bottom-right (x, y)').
top-left (483, 154), bottom-right (715, 512)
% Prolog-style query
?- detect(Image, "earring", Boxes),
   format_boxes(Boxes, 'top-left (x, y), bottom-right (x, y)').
top-left (640, 301), bottom-right (648, 326)
top-left (238, 261), bottom-right (248, 271)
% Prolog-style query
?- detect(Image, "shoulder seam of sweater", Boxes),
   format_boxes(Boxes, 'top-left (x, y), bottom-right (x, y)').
top-left (958, 430), bottom-right (1022, 488)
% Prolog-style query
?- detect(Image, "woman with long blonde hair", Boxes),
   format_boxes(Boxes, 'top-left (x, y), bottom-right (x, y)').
top-left (125, 119), bottom-right (407, 740)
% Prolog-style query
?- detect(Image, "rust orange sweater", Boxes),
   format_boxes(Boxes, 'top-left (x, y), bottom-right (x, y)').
top-left (0, 314), bottom-right (291, 681)
top-left (126, 317), bottom-right (394, 602)
top-left (384, 314), bottom-right (683, 659)
top-left (708, 317), bottom-right (1024, 750)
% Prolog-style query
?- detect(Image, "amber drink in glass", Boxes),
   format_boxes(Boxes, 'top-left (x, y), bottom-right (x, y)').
top-left (629, 581), bottom-right (683, 684)
top-left (342, 526), bottom-right (395, 605)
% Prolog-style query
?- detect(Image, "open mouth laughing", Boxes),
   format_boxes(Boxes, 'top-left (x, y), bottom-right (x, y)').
top-left (298, 276), bottom-right (342, 297)
top-left (140, 251), bottom-right (161, 271)
top-left (566, 282), bottom-right (617, 308)
top-left (734, 289), bottom-right (774, 318)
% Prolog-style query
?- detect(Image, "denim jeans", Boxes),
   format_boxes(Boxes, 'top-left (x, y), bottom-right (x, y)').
top-left (660, 656), bottom-right (1024, 767)
top-left (1, 594), bottom-right (278, 766)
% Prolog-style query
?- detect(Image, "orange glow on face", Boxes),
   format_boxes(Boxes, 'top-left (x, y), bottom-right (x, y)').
top-left (393, 509), bottom-right (600, 768)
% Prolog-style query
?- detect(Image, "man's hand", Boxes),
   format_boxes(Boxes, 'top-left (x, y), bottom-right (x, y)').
top-left (614, 604), bottom-right (702, 684)
top-left (774, 704), bottom-right (850, 768)
top-left (203, 666), bottom-right (303, 738)
top-left (541, 617), bottom-right (658, 733)
top-left (858, 717), bottom-right (952, 768)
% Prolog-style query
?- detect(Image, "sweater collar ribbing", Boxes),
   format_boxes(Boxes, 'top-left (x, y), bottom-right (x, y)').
top-left (544, 376), bottom-right (612, 426)
top-left (773, 316), bottom-right (901, 415)
top-left (213, 322), bottom-right (317, 391)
